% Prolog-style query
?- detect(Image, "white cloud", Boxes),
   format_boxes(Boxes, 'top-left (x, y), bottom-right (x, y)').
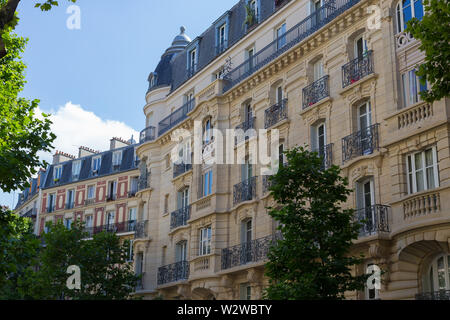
top-left (38, 102), bottom-right (139, 163)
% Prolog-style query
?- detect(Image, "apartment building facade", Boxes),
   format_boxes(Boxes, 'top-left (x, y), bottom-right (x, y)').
top-left (132, 0), bottom-right (450, 300)
top-left (30, 138), bottom-right (149, 286)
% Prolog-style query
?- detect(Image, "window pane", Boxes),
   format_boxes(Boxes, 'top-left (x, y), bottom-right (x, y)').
top-left (437, 257), bottom-right (445, 290)
top-left (409, 70), bottom-right (418, 104)
top-left (415, 153), bottom-right (424, 192)
top-left (403, 0), bottom-right (412, 25)
top-left (414, 0), bottom-right (424, 20)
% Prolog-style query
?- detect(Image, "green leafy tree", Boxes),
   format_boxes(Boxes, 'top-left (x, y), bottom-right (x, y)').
top-left (407, 0), bottom-right (450, 103)
top-left (264, 146), bottom-right (368, 300)
top-left (0, 206), bottom-right (40, 299)
top-left (25, 221), bottom-right (140, 300)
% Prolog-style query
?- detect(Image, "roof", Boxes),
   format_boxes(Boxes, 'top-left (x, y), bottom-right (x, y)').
top-left (147, 0), bottom-right (291, 93)
top-left (41, 144), bottom-right (140, 190)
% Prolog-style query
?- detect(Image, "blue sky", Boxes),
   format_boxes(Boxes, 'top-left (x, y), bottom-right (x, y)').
top-left (1, 0), bottom-right (238, 207)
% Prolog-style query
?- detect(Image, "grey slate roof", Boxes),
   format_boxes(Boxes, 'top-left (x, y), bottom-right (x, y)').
top-left (148, 0), bottom-right (291, 93)
top-left (41, 144), bottom-right (139, 190)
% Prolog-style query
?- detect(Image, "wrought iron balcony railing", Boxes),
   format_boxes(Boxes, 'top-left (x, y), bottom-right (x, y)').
top-left (265, 98), bottom-right (288, 128)
top-left (84, 220), bottom-right (138, 237)
top-left (173, 163), bottom-right (192, 179)
top-left (356, 204), bottom-right (390, 238)
top-left (157, 261), bottom-right (189, 286)
top-left (262, 175), bottom-right (273, 194)
top-left (106, 194), bottom-right (116, 202)
top-left (342, 123), bottom-right (379, 163)
top-left (221, 233), bottom-right (281, 270)
top-left (128, 189), bottom-right (138, 198)
top-left (312, 143), bottom-right (333, 170)
top-left (223, 0), bottom-right (361, 92)
top-left (342, 50), bottom-right (374, 88)
top-left (416, 290), bottom-right (450, 300)
top-left (302, 75), bottom-right (329, 109)
top-left (46, 205), bottom-right (55, 213)
top-left (65, 202), bottom-right (75, 210)
top-left (135, 220), bottom-right (148, 239)
top-left (23, 208), bottom-right (38, 218)
top-left (233, 176), bottom-right (257, 205)
top-left (139, 126), bottom-right (156, 143)
top-left (138, 173), bottom-right (150, 191)
top-left (170, 205), bottom-right (191, 230)
top-left (112, 164), bottom-right (121, 172)
top-left (84, 198), bottom-right (95, 206)
top-left (236, 116), bottom-right (255, 132)
top-left (158, 99), bottom-right (195, 136)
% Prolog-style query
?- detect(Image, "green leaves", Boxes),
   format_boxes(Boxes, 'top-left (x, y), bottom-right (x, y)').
top-left (264, 146), bottom-right (368, 300)
top-left (34, 0), bottom-right (77, 11)
top-left (406, 0), bottom-right (450, 103)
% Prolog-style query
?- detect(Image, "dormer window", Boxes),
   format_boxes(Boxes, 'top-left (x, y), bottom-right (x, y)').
top-left (92, 156), bottom-right (101, 175)
top-left (53, 166), bottom-right (62, 182)
top-left (112, 151), bottom-right (122, 170)
top-left (188, 49), bottom-right (197, 75)
top-left (72, 160), bottom-right (81, 180)
top-left (149, 72), bottom-right (158, 89)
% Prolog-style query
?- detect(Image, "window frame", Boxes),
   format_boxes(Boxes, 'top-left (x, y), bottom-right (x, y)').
top-left (396, 0), bottom-right (424, 34)
top-left (199, 225), bottom-right (212, 256)
top-left (406, 147), bottom-right (439, 194)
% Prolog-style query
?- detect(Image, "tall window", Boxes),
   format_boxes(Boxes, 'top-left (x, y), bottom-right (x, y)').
top-left (218, 23), bottom-right (227, 52)
top-left (72, 161), bottom-right (81, 179)
top-left (164, 194), bottom-right (169, 213)
top-left (311, 122), bottom-right (326, 155)
top-left (242, 156), bottom-right (253, 182)
top-left (245, 47), bottom-right (254, 72)
top-left (176, 241), bottom-right (187, 262)
top-left (354, 35), bottom-right (368, 60)
top-left (249, 0), bottom-right (258, 22)
top-left (396, 0), bottom-right (424, 33)
top-left (240, 283), bottom-right (252, 300)
top-left (106, 212), bottom-right (115, 230)
top-left (87, 185), bottom-right (95, 199)
top-left (401, 69), bottom-right (427, 108)
top-left (202, 170), bottom-right (213, 197)
top-left (406, 147), bottom-right (439, 194)
top-left (427, 254), bottom-right (450, 292)
top-left (112, 151), bottom-right (122, 167)
top-left (48, 193), bottom-right (56, 212)
top-left (203, 118), bottom-right (212, 145)
top-left (313, 59), bottom-right (324, 81)
top-left (357, 101), bottom-right (373, 155)
top-left (85, 215), bottom-right (93, 228)
top-left (199, 226), bottom-right (212, 256)
top-left (108, 180), bottom-right (117, 200)
top-left (241, 219), bottom-right (252, 244)
top-left (189, 49), bottom-right (197, 73)
top-left (276, 23), bottom-right (286, 50)
top-left (92, 156), bottom-right (101, 174)
top-left (64, 218), bottom-right (72, 230)
top-left (66, 189), bottom-right (75, 208)
top-left (177, 188), bottom-right (189, 210)
top-left (54, 166), bottom-right (62, 181)
top-left (276, 85), bottom-right (283, 104)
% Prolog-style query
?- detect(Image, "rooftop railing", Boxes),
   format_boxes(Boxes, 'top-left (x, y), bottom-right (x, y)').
top-left (158, 99), bottom-right (195, 136)
top-left (140, 126), bottom-right (156, 144)
top-left (223, 0), bottom-right (360, 92)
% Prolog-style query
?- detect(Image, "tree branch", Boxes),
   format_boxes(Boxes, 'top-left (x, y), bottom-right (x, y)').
top-left (0, 0), bottom-right (21, 59)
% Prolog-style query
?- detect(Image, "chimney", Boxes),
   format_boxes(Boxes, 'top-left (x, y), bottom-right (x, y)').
top-left (53, 151), bottom-right (76, 165)
top-left (78, 146), bottom-right (100, 158)
top-left (110, 137), bottom-right (130, 150)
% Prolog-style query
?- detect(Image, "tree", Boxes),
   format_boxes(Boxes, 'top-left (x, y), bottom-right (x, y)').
top-left (25, 221), bottom-right (140, 300)
top-left (264, 146), bottom-right (368, 300)
top-left (0, 206), bottom-right (40, 299)
top-left (407, 0), bottom-right (450, 103)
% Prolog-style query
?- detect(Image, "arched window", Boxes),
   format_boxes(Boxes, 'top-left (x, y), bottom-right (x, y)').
top-left (426, 254), bottom-right (450, 292)
top-left (396, 0), bottom-right (424, 33)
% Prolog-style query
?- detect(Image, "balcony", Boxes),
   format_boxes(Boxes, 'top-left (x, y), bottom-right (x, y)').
top-left (138, 173), bottom-right (150, 191)
top-left (173, 163), bottom-right (192, 179)
top-left (23, 208), bottom-right (37, 218)
top-left (221, 233), bottom-right (281, 270)
top-left (84, 198), bottom-right (95, 206)
top-left (223, 0), bottom-right (360, 92)
top-left (157, 261), bottom-right (189, 286)
top-left (416, 291), bottom-right (450, 300)
top-left (112, 164), bottom-right (121, 172)
top-left (302, 75), bottom-right (329, 109)
top-left (342, 123), bottom-right (379, 163)
top-left (46, 205), bottom-right (55, 213)
top-left (84, 220), bottom-right (139, 237)
top-left (233, 176), bottom-right (257, 205)
top-left (262, 175), bottom-right (273, 195)
top-left (134, 220), bottom-right (148, 239)
top-left (356, 205), bottom-right (390, 238)
top-left (139, 126), bottom-right (156, 143)
top-left (342, 50), bottom-right (374, 88)
top-left (158, 99), bottom-right (195, 136)
top-left (264, 99), bottom-right (288, 128)
top-left (312, 143), bottom-right (333, 170)
top-left (170, 206), bottom-right (191, 230)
